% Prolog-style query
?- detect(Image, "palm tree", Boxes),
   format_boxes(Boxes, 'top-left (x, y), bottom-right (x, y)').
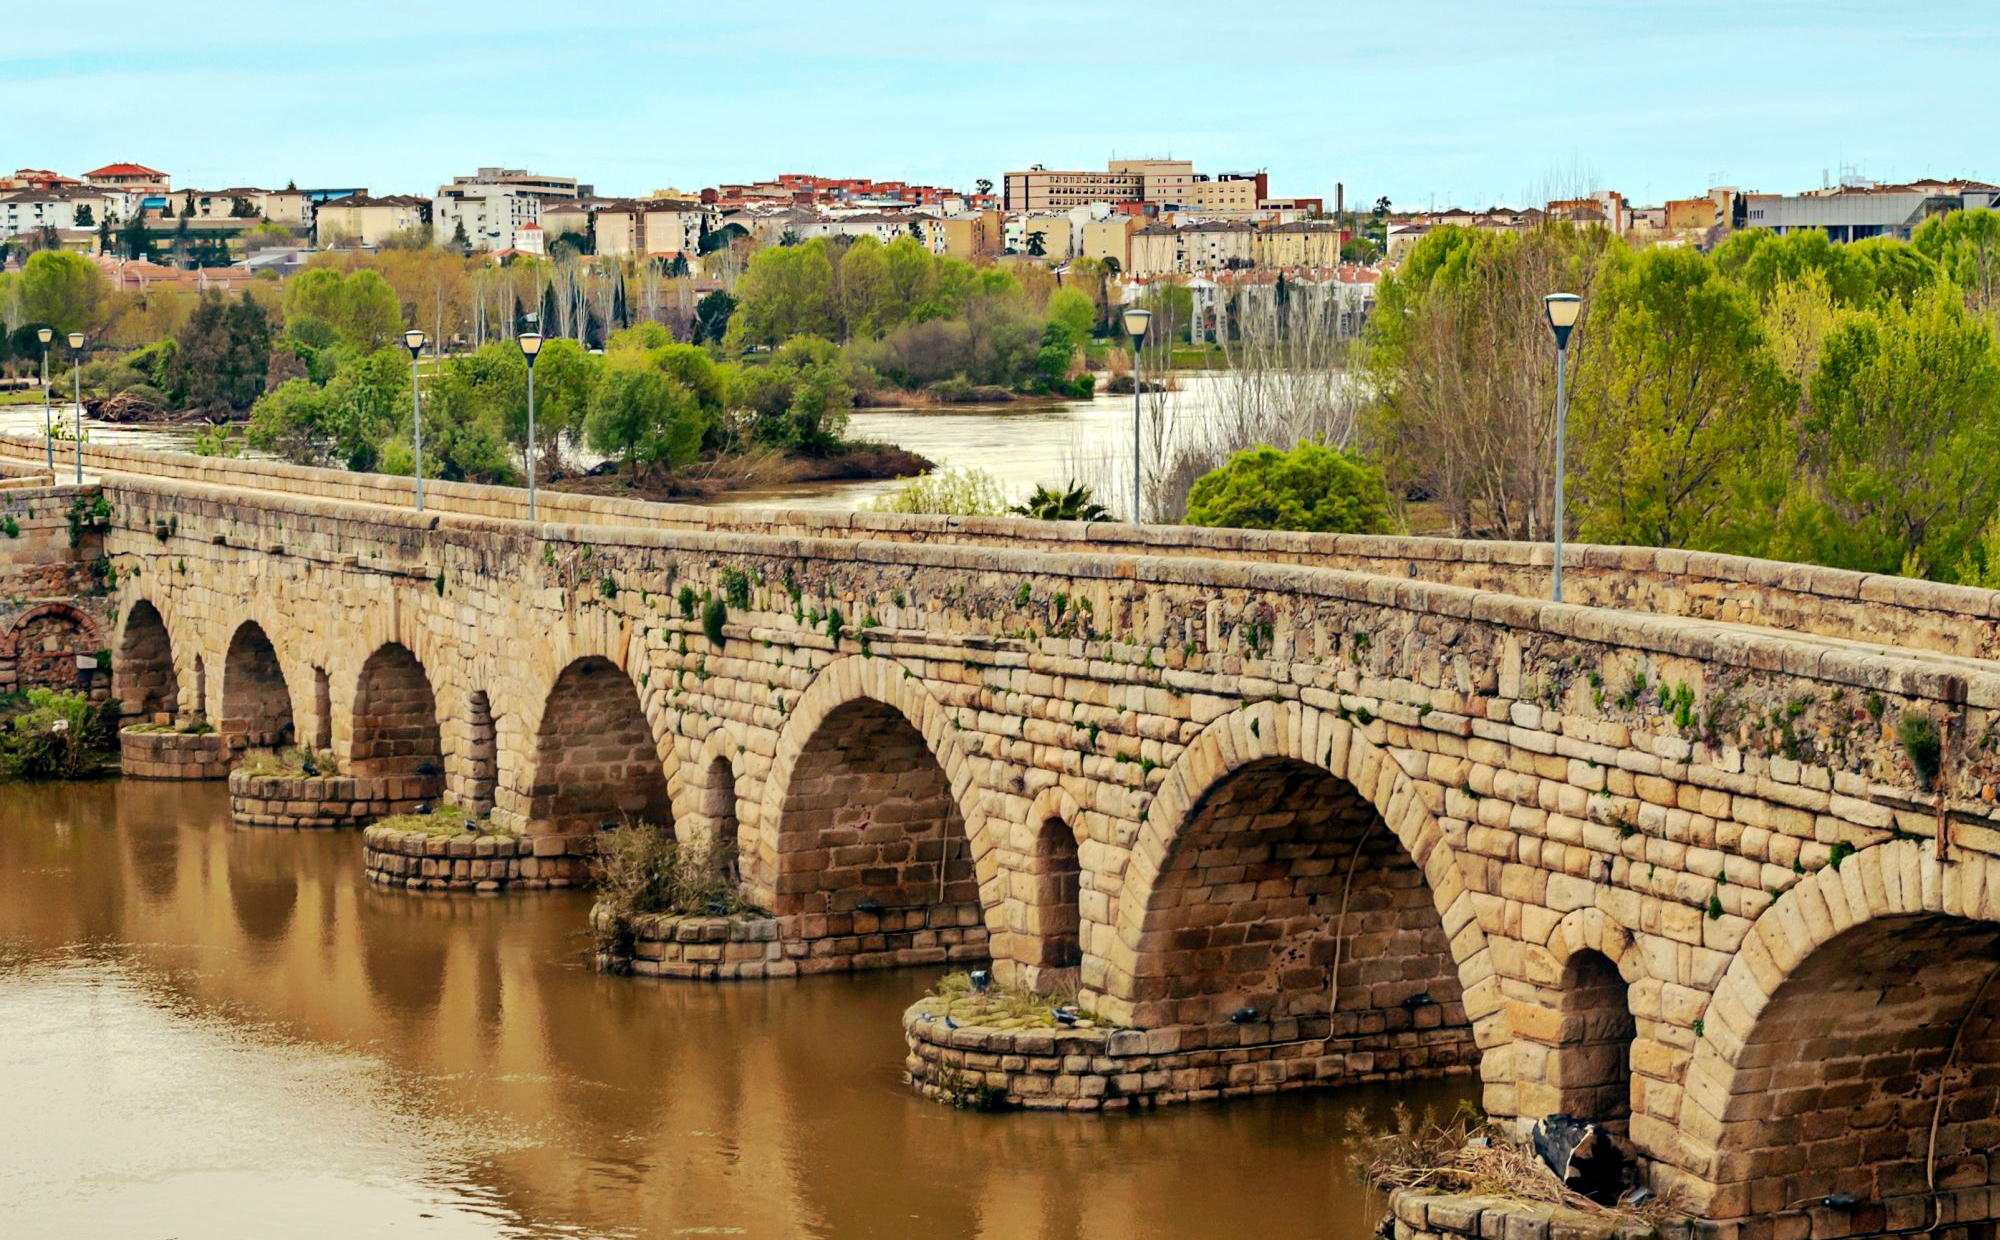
top-left (1011, 481), bottom-right (1111, 522)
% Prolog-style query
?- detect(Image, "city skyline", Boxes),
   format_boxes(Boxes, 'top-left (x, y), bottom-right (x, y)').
top-left (7, 0), bottom-right (1995, 210)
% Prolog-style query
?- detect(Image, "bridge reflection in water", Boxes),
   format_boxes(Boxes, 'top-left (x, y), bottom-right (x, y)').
top-left (0, 779), bottom-right (1470, 1239)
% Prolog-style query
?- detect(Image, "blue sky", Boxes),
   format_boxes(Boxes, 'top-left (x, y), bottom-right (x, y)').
top-left (8, 1), bottom-right (1994, 209)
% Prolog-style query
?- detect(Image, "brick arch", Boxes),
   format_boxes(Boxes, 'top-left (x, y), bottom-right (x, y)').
top-left (1, 602), bottom-right (103, 694)
top-left (1006, 785), bottom-right (1087, 991)
top-left (1673, 840), bottom-right (2000, 1219)
top-left (1102, 701), bottom-right (1504, 1064)
top-left (1532, 909), bottom-right (1650, 1132)
top-left (112, 595), bottom-right (181, 721)
top-left (753, 655), bottom-right (1002, 946)
top-left (521, 654), bottom-right (673, 837)
top-left (347, 642), bottom-right (444, 779)
top-left (487, 615), bottom-right (684, 838)
top-left (219, 619), bottom-right (296, 749)
top-left (677, 727), bottom-right (745, 882)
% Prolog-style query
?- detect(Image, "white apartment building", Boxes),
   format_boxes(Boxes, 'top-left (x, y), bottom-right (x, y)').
top-left (0, 187), bottom-right (110, 237)
top-left (434, 182), bottom-right (543, 252)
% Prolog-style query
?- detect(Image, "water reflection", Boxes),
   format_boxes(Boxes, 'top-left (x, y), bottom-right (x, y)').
top-left (0, 779), bottom-right (1474, 1240)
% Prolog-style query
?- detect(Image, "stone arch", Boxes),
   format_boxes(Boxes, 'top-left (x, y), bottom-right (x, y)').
top-left (526, 655), bottom-right (671, 836)
top-left (1525, 909), bottom-right (1653, 1131)
top-left (683, 729), bottom-right (744, 883)
top-left (754, 656), bottom-right (997, 962)
top-left (1104, 701), bottom-right (1501, 1063)
top-left (1, 602), bottom-right (103, 695)
top-left (1013, 785), bottom-right (1086, 992)
top-left (348, 642), bottom-right (443, 780)
top-left (113, 598), bottom-right (179, 721)
top-left (220, 620), bottom-right (295, 749)
top-left (1674, 841), bottom-right (2000, 1220)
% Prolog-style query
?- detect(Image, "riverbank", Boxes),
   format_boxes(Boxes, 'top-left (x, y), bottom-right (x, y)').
top-left (545, 442), bottom-right (935, 503)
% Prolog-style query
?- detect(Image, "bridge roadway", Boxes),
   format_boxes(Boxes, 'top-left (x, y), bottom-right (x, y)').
top-left (4, 433), bottom-right (2000, 1239)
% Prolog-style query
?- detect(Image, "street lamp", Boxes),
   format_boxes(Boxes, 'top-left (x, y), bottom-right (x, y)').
top-left (404, 329), bottom-right (427, 511)
top-left (519, 331), bottom-right (543, 522)
top-left (36, 327), bottom-right (52, 471)
top-left (1122, 306), bottom-right (1152, 523)
top-left (1543, 293), bottom-right (1582, 603)
top-left (66, 332), bottom-right (86, 484)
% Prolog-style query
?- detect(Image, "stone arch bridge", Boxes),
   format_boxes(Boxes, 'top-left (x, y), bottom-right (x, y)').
top-left (5, 434), bottom-right (2000, 1239)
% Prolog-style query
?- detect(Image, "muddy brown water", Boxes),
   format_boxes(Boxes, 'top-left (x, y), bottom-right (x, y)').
top-left (0, 779), bottom-right (1474, 1240)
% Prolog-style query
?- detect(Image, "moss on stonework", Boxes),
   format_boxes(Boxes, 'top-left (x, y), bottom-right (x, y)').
top-left (918, 972), bottom-right (1116, 1031)
top-left (373, 805), bottom-right (515, 838)
top-left (237, 747), bottom-right (336, 777)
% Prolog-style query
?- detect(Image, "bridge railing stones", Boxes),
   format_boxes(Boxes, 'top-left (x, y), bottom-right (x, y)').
top-left (15, 431), bottom-right (2000, 661)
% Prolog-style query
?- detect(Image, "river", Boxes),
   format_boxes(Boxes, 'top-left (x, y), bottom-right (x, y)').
top-left (0, 373), bottom-right (1245, 514)
top-left (0, 779), bottom-right (1474, 1240)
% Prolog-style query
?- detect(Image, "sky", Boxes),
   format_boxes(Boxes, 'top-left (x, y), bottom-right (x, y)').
top-left (6, 1), bottom-right (1996, 210)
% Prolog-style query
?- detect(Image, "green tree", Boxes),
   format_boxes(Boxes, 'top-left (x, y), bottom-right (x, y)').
top-left (1781, 283), bottom-right (2000, 579)
top-left (1913, 208), bottom-right (2000, 319)
top-left (1569, 246), bottom-right (1794, 552)
top-left (1025, 230), bottom-right (1048, 258)
top-left (74, 204), bottom-right (93, 227)
top-left (585, 363), bottom-right (707, 477)
top-left (691, 290), bottom-right (737, 345)
top-left (166, 292), bottom-right (273, 413)
top-left (1046, 287), bottom-right (1096, 339)
top-left (1184, 442), bottom-right (1397, 533)
top-left (836, 235), bottom-right (891, 340)
top-left (728, 335), bottom-right (853, 453)
top-left (118, 215), bottom-right (156, 261)
top-left (282, 268), bottom-right (403, 351)
top-left (726, 239), bottom-right (838, 347)
top-left (17, 250), bottom-right (104, 335)
top-left (247, 348), bottom-right (407, 470)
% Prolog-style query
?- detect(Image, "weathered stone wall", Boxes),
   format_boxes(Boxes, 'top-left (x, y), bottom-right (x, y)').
top-left (0, 475), bottom-right (112, 700)
top-left (593, 909), bottom-right (791, 979)
top-left (362, 824), bottom-right (540, 891)
top-left (228, 769), bottom-right (439, 829)
top-left (1383, 1179), bottom-right (2000, 1240)
top-left (903, 992), bottom-right (1475, 1111)
top-left (19, 436), bottom-right (2000, 1228)
top-left (120, 726), bottom-right (230, 779)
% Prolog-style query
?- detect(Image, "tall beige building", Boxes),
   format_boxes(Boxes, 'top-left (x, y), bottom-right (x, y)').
top-left (1003, 159), bottom-right (1194, 211)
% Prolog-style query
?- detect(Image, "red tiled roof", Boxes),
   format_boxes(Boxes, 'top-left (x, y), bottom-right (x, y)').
top-left (84, 162), bottom-right (167, 179)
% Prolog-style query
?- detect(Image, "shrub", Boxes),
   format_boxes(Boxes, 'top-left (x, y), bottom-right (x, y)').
top-left (592, 821), bottom-right (753, 952)
top-left (863, 468), bottom-right (1010, 516)
top-left (1184, 441), bottom-right (1398, 534)
top-left (2, 688), bottom-right (114, 780)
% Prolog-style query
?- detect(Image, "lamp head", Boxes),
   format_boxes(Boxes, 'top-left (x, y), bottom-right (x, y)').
top-left (67, 332), bottom-right (85, 350)
top-left (519, 331), bottom-right (544, 362)
top-left (404, 329), bottom-right (427, 357)
top-left (1543, 293), bottom-right (1582, 349)
top-left (1122, 306), bottom-right (1153, 341)
top-left (37, 327), bottom-right (52, 345)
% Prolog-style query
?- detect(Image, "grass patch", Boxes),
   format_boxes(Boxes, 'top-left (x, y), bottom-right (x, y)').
top-left (373, 804), bottom-right (514, 838)
top-left (922, 971), bottom-right (1110, 1031)
top-left (237, 747), bottom-right (335, 778)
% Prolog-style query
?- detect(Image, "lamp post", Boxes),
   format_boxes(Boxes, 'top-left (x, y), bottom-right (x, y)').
top-left (1122, 306), bottom-right (1152, 523)
top-left (404, 329), bottom-right (427, 511)
top-left (67, 332), bottom-right (86, 484)
top-left (36, 327), bottom-right (52, 471)
top-left (1542, 293), bottom-right (1582, 603)
top-left (519, 331), bottom-right (543, 522)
